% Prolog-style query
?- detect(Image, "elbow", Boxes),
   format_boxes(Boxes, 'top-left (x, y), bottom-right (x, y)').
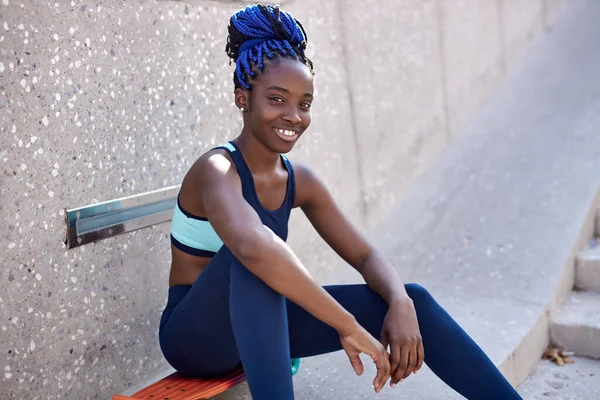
top-left (230, 228), bottom-right (273, 267)
top-left (354, 249), bottom-right (378, 273)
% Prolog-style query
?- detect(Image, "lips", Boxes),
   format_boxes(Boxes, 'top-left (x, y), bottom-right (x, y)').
top-left (273, 127), bottom-right (299, 142)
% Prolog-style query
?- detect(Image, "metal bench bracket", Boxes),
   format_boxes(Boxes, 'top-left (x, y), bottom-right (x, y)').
top-left (65, 185), bottom-right (180, 249)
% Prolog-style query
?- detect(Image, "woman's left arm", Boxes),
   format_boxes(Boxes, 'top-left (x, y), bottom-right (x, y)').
top-left (293, 161), bottom-right (406, 304)
top-left (293, 161), bottom-right (424, 385)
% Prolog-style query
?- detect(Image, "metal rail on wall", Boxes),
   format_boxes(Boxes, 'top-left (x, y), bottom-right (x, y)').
top-left (64, 185), bottom-right (180, 249)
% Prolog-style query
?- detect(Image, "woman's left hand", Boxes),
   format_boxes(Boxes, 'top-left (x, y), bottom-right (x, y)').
top-left (379, 297), bottom-right (424, 387)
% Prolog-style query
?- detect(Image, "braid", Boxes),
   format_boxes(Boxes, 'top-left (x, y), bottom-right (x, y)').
top-left (225, 4), bottom-right (314, 90)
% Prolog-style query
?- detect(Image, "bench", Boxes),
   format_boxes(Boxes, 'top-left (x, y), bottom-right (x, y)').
top-left (112, 359), bottom-right (301, 399)
top-left (64, 190), bottom-right (301, 399)
top-left (112, 366), bottom-right (245, 400)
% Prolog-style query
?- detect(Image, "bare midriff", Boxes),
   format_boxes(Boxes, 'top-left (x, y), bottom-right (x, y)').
top-left (169, 245), bottom-right (213, 287)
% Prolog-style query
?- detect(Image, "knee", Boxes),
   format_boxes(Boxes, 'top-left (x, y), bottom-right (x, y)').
top-left (404, 283), bottom-right (434, 305)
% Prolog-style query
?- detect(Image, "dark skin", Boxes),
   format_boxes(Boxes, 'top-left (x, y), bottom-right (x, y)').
top-left (170, 58), bottom-right (424, 392)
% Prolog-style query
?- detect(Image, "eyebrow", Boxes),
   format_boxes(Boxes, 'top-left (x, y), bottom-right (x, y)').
top-left (266, 85), bottom-right (313, 98)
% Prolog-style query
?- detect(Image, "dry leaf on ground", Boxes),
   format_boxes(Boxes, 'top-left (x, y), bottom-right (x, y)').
top-left (542, 347), bottom-right (575, 366)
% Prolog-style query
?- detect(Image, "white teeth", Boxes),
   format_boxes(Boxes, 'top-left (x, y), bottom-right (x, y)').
top-left (277, 129), bottom-right (296, 137)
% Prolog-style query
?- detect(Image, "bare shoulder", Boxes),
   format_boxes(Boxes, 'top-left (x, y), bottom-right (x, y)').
top-left (179, 148), bottom-right (242, 214)
top-left (289, 159), bottom-right (313, 182)
top-left (289, 159), bottom-right (326, 209)
top-left (187, 148), bottom-right (238, 186)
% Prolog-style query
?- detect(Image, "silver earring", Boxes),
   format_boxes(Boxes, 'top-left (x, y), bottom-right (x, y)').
top-left (240, 107), bottom-right (245, 112)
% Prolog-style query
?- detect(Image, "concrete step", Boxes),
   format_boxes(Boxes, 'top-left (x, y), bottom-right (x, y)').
top-left (551, 291), bottom-right (600, 359)
top-left (518, 356), bottom-right (600, 399)
top-left (576, 243), bottom-right (600, 292)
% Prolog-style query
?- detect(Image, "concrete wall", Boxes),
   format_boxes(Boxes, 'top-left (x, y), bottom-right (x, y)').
top-left (342, 0), bottom-right (561, 228)
top-left (0, 0), bottom-right (563, 398)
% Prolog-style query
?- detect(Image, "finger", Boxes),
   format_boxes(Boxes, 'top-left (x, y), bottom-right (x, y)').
top-left (380, 331), bottom-right (389, 352)
top-left (372, 348), bottom-right (390, 393)
top-left (402, 347), bottom-right (417, 379)
top-left (389, 341), bottom-right (400, 372)
top-left (394, 345), bottom-right (410, 384)
top-left (370, 346), bottom-right (389, 392)
top-left (389, 342), bottom-right (401, 384)
top-left (414, 339), bottom-right (425, 373)
top-left (348, 353), bottom-right (364, 376)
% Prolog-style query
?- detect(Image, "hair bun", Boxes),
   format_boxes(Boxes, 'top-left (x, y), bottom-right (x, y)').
top-left (225, 4), bottom-right (313, 89)
top-left (226, 4), bottom-right (306, 63)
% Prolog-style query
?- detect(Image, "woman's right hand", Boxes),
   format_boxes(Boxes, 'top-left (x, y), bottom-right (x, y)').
top-left (339, 324), bottom-right (391, 393)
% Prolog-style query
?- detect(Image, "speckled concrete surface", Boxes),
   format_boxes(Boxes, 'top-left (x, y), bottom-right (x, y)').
top-left (0, 0), bottom-right (357, 398)
top-left (0, 0), bottom-right (566, 399)
top-left (0, 2), bottom-right (234, 397)
top-left (519, 357), bottom-right (600, 400)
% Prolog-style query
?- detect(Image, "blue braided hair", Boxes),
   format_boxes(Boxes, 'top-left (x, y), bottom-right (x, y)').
top-left (225, 4), bottom-right (314, 90)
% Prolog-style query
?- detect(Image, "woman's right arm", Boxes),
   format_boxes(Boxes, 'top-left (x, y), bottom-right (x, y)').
top-left (195, 153), bottom-right (390, 391)
top-left (197, 152), bottom-right (357, 333)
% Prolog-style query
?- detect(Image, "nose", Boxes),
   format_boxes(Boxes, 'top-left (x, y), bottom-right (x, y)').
top-left (282, 106), bottom-right (302, 125)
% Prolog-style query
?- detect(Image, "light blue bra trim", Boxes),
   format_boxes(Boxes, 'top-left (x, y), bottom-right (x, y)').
top-left (170, 202), bottom-right (223, 253)
top-left (222, 142), bottom-right (236, 152)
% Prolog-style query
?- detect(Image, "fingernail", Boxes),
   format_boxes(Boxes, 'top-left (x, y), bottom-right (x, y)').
top-left (391, 383), bottom-right (397, 388)
top-left (413, 370), bottom-right (418, 375)
top-left (400, 379), bottom-right (404, 383)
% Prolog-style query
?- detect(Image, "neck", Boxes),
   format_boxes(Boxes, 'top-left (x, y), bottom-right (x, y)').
top-left (233, 130), bottom-right (281, 174)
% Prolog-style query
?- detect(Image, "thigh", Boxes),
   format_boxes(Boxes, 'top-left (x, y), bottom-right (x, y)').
top-left (159, 247), bottom-right (240, 377)
top-left (286, 284), bottom-right (388, 359)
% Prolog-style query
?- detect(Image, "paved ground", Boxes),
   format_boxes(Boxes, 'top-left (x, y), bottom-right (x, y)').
top-left (213, 353), bottom-right (463, 400)
top-left (518, 357), bottom-right (600, 400)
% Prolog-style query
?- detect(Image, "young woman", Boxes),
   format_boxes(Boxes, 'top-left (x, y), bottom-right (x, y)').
top-left (159, 4), bottom-right (522, 399)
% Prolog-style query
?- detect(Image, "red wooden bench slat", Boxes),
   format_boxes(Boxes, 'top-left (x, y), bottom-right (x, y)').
top-left (112, 366), bottom-right (246, 400)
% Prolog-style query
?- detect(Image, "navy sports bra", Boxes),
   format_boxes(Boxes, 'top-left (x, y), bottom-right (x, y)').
top-left (170, 141), bottom-right (296, 257)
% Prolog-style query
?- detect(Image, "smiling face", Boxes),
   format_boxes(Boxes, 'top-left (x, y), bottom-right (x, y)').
top-left (235, 57), bottom-right (314, 154)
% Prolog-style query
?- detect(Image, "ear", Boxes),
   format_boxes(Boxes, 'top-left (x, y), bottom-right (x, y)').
top-left (234, 88), bottom-right (250, 112)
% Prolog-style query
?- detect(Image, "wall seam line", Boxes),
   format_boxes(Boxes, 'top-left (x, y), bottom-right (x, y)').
top-left (434, 0), bottom-right (451, 139)
top-left (541, 0), bottom-right (550, 31)
top-left (496, 0), bottom-right (508, 76)
top-left (335, 0), bottom-right (369, 229)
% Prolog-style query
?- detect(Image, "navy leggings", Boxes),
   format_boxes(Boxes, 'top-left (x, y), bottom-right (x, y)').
top-left (159, 247), bottom-right (521, 399)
